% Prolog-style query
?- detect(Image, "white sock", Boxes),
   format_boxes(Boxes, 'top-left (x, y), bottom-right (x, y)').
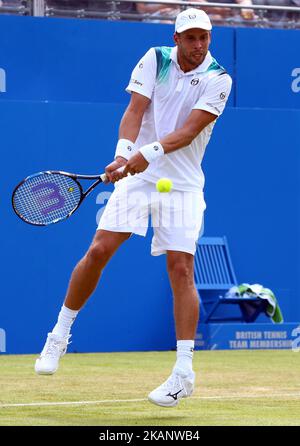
top-left (52, 305), bottom-right (79, 339)
top-left (173, 340), bottom-right (194, 375)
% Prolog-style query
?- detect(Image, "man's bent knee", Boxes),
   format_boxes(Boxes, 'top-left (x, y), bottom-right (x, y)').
top-left (86, 230), bottom-right (131, 266)
top-left (168, 262), bottom-right (193, 280)
top-left (167, 253), bottom-right (195, 286)
top-left (86, 242), bottom-right (111, 266)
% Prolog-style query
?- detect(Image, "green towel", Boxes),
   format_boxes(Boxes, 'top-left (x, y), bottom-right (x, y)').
top-left (236, 283), bottom-right (284, 324)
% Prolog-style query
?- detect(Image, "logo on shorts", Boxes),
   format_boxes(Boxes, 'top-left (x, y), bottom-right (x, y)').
top-left (220, 92), bottom-right (226, 100)
top-left (191, 78), bottom-right (199, 86)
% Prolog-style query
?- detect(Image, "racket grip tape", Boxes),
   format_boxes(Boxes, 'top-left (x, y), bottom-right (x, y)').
top-left (100, 165), bottom-right (126, 183)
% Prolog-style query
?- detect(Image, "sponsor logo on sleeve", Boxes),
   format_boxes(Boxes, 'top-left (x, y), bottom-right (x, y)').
top-left (130, 78), bottom-right (143, 87)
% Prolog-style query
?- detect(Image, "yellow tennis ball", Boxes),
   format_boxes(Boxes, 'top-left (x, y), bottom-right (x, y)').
top-left (156, 178), bottom-right (173, 193)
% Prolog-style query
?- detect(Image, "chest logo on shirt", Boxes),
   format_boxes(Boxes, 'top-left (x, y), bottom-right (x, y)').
top-left (191, 78), bottom-right (199, 86)
top-left (139, 62), bottom-right (144, 69)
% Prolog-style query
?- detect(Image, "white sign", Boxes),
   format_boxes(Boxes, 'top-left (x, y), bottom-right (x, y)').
top-left (291, 68), bottom-right (300, 93)
top-left (292, 325), bottom-right (300, 352)
top-left (0, 68), bottom-right (6, 93)
top-left (0, 328), bottom-right (6, 353)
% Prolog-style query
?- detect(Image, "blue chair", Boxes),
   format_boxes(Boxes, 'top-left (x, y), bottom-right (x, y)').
top-left (194, 237), bottom-right (267, 323)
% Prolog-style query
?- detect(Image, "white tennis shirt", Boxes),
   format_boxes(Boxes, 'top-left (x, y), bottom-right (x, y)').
top-left (126, 46), bottom-right (232, 192)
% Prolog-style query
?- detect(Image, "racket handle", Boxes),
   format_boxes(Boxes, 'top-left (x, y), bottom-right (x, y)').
top-left (100, 165), bottom-right (126, 182)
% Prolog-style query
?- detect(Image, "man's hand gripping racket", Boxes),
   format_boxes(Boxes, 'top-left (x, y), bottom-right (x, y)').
top-left (12, 166), bottom-right (126, 226)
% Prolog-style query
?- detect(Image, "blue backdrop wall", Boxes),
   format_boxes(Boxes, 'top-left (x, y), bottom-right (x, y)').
top-left (0, 16), bottom-right (299, 354)
top-left (0, 15), bottom-right (235, 105)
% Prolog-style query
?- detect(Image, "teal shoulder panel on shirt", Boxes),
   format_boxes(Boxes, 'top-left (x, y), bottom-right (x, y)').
top-left (207, 58), bottom-right (227, 75)
top-left (154, 46), bottom-right (172, 83)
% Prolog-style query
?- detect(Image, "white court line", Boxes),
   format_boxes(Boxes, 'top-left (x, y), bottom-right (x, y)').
top-left (1, 393), bottom-right (300, 408)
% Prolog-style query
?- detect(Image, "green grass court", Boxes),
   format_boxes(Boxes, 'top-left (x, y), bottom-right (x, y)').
top-left (0, 350), bottom-right (300, 426)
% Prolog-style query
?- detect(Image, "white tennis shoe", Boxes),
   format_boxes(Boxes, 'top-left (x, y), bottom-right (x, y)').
top-left (35, 332), bottom-right (70, 375)
top-left (148, 369), bottom-right (195, 407)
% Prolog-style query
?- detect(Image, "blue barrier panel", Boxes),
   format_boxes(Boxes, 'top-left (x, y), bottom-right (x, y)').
top-left (0, 15), bottom-right (234, 105)
top-left (2, 16), bottom-right (300, 110)
top-left (0, 100), bottom-right (174, 354)
top-left (196, 323), bottom-right (300, 350)
top-left (235, 28), bottom-right (300, 109)
top-left (1, 100), bottom-right (300, 353)
top-left (202, 107), bottom-right (300, 323)
top-left (1, 15), bottom-right (300, 354)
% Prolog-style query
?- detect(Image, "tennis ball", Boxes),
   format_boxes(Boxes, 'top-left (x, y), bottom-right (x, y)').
top-left (156, 178), bottom-right (173, 193)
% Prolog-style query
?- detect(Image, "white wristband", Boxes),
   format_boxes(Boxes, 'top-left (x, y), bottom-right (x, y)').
top-left (115, 139), bottom-right (135, 160)
top-left (139, 141), bottom-right (164, 163)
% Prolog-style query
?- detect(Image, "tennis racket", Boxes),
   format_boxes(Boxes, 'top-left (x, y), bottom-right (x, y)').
top-left (12, 168), bottom-right (124, 226)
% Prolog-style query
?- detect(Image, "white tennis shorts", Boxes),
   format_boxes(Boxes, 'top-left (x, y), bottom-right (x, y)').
top-left (97, 175), bottom-right (206, 256)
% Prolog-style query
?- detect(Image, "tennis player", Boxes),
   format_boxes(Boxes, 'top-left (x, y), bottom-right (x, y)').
top-left (35, 8), bottom-right (232, 408)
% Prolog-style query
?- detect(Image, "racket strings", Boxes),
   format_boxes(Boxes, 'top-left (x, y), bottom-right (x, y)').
top-left (13, 173), bottom-right (82, 225)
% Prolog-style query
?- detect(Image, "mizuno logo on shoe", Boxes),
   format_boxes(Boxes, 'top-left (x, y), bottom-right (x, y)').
top-left (167, 389), bottom-right (183, 400)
